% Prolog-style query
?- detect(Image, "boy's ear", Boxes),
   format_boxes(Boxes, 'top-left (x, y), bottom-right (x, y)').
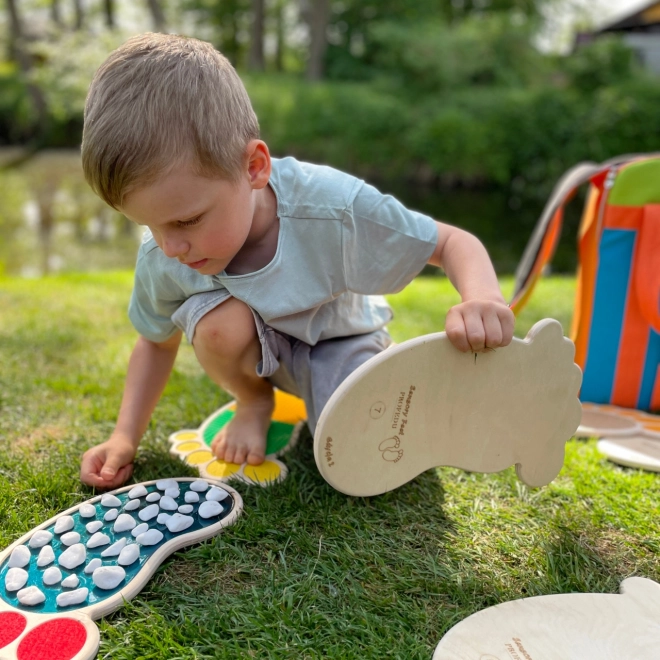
top-left (245, 139), bottom-right (271, 189)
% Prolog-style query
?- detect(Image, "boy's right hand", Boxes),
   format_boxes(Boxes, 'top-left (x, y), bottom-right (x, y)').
top-left (80, 436), bottom-right (137, 490)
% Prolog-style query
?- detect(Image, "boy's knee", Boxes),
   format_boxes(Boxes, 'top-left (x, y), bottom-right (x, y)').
top-left (193, 298), bottom-right (259, 358)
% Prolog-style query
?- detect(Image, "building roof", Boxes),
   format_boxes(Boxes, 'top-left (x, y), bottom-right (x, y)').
top-left (597, 1), bottom-right (660, 33)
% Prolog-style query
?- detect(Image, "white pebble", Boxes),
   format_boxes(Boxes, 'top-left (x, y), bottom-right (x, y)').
top-left (165, 514), bottom-right (194, 533)
top-left (28, 530), bottom-right (53, 549)
top-left (198, 500), bottom-right (223, 519)
top-left (205, 487), bottom-right (229, 502)
top-left (124, 499), bottom-right (141, 511)
top-left (190, 480), bottom-right (209, 492)
top-left (79, 503), bottom-right (96, 518)
top-left (178, 505), bottom-right (193, 514)
top-left (56, 587), bottom-right (88, 607)
top-left (104, 509), bottom-right (119, 522)
top-left (131, 522), bottom-right (149, 537)
top-left (86, 521), bottom-right (103, 534)
top-left (184, 491), bottom-right (199, 504)
top-left (54, 516), bottom-right (75, 535)
top-left (5, 567), bottom-right (28, 591)
top-left (165, 486), bottom-right (180, 499)
top-left (17, 586), bottom-right (45, 606)
top-left (61, 574), bottom-right (79, 588)
top-left (37, 545), bottom-right (55, 568)
top-left (101, 538), bottom-right (127, 557)
top-left (159, 496), bottom-right (178, 511)
top-left (128, 484), bottom-right (148, 499)
top-left (138, 504), bottom-right (159, 521)
top-left (8, 545), bottom-right (31, 568)
top-left (43, 566), bottom-right (62, 586)
top-left (137, 529), bottom-right (164, 546)
top-left (58, 543), bottom-right (86, 570)
top-left (84, 558), bottom-right (102, 574)
top-left (156, 478), bottom-right (177, 491)
top-left (92, 566), bottom-right (126, 590)
top-left (101, 494), bottom-right (121, 507)
top-left (113, 513), bottom-right (136, 533)
top-left (157, 513), bottom-right (171, 525)
top-left (86, 532), bottom-right (110, 549)
top-left (118, 544), bottom-right (140, 566)
top-left (60, 532), bottom-right (81, 546)
top-left (146, 492), bottom-right (161, 503)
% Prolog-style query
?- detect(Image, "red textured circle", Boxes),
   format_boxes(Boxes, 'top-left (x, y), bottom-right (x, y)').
top-left (0, 611), bottom-right (28, 649)
top-left (17, 618), bottom-right (87, 660)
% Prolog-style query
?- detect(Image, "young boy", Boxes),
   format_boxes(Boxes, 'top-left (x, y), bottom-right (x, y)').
top-left (79, 33), bottom-right (514, 490)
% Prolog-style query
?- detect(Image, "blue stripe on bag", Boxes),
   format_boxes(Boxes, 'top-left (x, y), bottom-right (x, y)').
top-left (638, 329), bottom-right (660, 410)
top-left (581, 229), bottom-right (636, 403)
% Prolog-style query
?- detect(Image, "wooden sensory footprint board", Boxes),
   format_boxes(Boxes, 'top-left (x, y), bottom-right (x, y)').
top-left (314, 319), bottom-right (583, 497)
top-left (0, 478), bottom-right (243, 660)
top-left (169, 389), bottom-right (307, 486)
top-left (433, 577), bottom-right (660, 659)
top-left (576, 402), bottom-right (660, 472)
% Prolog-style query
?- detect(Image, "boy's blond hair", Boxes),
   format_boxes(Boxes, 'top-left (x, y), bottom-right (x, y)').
top-left (82, 33), bottom-right (259, 209)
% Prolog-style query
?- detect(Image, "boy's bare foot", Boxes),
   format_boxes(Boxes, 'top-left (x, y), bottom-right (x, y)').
top-left (210, 395), bottom-right (274, 465)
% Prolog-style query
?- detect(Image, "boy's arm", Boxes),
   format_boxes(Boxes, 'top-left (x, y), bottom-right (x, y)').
top-left (428, 221), bottom-right (514, 353)
top-left (80, 331), bottom-right (182, 488)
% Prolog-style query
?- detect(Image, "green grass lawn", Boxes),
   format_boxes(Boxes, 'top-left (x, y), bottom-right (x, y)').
top-left (1, 273), bottom-right (658, 659)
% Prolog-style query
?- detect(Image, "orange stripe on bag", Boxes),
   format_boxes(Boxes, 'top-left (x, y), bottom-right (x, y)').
top-left (635, 205), bottom-right (660, 334)
top-left (611, 268), bottom-right (648, 408)
top-left (603, 205), bottom-right (643, 230)
top-left (572, 188), bottom-right (601, 368)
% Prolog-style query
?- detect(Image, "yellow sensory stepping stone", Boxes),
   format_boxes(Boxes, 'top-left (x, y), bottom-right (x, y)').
top-left (169, 389), bottom-right (306, 487)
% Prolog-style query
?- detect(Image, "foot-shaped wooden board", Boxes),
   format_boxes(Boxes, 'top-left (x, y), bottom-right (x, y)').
top-left (576, 403), bottom-right (660, 473)
top-left (0, 478), bottom-right (242, 660)
top-left (433, 577), bottom-right (660, 659)
top-left (314, 319), bottom-right (582, 496)
top-left (169, 389), bottom-right (306, 486)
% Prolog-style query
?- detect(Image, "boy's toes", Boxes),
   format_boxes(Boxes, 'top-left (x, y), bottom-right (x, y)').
top-left (210, 433), bottom-right (223, 453)
top-left (246, 449), bottom-right (265, 466)
top-left (232, 446), bottom-right (248, 466)
top-left (223, 446), bottom-right (235, 464)
top-left (212, 440), bottom-right (226, 461)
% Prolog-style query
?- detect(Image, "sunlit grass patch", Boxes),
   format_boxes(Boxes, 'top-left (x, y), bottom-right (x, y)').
top-left (1, 272), bottom-right (658, 659)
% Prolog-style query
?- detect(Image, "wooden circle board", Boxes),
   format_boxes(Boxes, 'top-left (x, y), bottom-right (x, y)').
top-left (433, 577), bottom-right (660, 659)
top-left (597, 435), bottom-right (660, 472)
top-left (313, 319), bottom-right (582, 497)
top-left (577, 403), bottom-right (660, 438)
top-left (575, 409), bottom-right (640, 438)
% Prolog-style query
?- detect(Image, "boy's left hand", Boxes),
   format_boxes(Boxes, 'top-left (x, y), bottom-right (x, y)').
top-left (445, 299), bottom-right (514, 353)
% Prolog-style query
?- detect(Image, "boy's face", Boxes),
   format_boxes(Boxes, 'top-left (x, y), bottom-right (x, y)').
top-left (121, 159), bottom-right (262, 276)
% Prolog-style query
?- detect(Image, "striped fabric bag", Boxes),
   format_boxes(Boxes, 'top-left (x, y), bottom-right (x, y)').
top-left (511, 154), bottom-right (660, 412)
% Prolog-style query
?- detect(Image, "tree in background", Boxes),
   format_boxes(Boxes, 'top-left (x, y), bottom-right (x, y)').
top-left (0, 0), bottom-right (652, 198)
top-left (322, 0), bottom-right (549, 81)
top-left (4, 0), bottom-right (49, 142)
top-left (103, 0), bottom-right (116, 30)
top-left (301, 0), bottom-right (330, 80)
top-left (146, 0), bottom-right (167, 32)
top-left (248, 0), bottom-right (265, 70)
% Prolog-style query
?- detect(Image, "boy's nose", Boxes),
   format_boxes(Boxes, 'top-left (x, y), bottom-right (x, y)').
top-left (161, 235), bottom-right (188, 259)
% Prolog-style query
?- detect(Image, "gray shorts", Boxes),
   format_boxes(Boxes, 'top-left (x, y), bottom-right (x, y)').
top-left (171, 291), bottom-right (392, 433)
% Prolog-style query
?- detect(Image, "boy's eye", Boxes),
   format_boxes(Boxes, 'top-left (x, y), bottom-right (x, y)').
top-left (177, 216), bottom-right (201, 228)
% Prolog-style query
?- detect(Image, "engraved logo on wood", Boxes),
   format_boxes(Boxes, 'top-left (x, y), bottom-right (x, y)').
top-left (379, 436), bottom-right (403, 462)
top-left (324, 437), bottom-right (335, 466)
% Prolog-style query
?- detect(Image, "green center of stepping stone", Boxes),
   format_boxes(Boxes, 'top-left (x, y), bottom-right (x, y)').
top-left (202, 410), bottom-right (295, 455)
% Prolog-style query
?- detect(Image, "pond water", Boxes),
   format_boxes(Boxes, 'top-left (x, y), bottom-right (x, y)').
top-left (0, 149), bottom-right (581, 277)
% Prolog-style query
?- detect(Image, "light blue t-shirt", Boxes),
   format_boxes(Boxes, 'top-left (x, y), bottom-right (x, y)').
top-left (129, 157), bottom-right (438, 344)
